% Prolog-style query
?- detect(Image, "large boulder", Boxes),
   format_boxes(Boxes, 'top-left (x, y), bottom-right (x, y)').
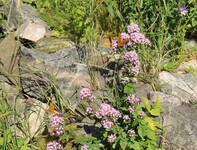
top-left (159, 71), bottom-right (197, 104)
top-left (4, 0), bottom-right (47, 32)
top-left (149, 91), bottom-right (197, 150)
top-left (19, 45), bottom-right (105, 110)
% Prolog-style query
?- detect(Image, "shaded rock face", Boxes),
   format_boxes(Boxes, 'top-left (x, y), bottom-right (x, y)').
top-left (19, 45), bottom-right (96, 106)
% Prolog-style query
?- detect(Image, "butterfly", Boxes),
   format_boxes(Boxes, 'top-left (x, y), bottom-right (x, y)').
top-left (46, 102), bottom-right (55, 113)
top-left (108, 33), bottom-right (129, 47)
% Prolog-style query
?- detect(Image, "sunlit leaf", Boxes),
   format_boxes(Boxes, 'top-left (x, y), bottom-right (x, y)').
top-left (142, 97), bottom-right (151, 111)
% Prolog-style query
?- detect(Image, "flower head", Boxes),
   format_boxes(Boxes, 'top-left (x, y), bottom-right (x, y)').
top-left (81, 144), bottom-right (89, 150)
top-left (123, 115), bottom-right (130, 122)
top-left (128, 94), bottom-right (140, 104)
top-left (86, 107), bottom-right (93, 114)
top-left (128, 129), bottom-right (135, 137)
top-left (80, 88), bottom-right (95, 101)
top-left (49, 112), bottom-right (64, 136)
top-left (127, 23), bottom-right (140, 33)
top-left (46, 141), bottom-right (63, 150)
top-left (139, 111), bottom-right (146, 118)
top-left (107, 134), bottom-right (117, 143)
top-left (101, 119), bottom-right (114, 130)
top-left (179, 7), bottom-right (188, 15)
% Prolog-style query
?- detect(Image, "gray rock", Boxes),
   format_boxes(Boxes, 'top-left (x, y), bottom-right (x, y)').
top-left (35, 37), bottom-right (75, 53)
top-left (16, 20), bottom-right (46, 42)
top-left (19, 45), bottom-right (105, 112)
top-left (0, 34), bottom-right (19, 86)
top-left (7, 98), bottom-right (48, 143)
top-left (159, 71), bottom-right (197, 104)
top-left (160, 104), bottom-right (197, 150)
top-left (4, 0), bottom-right (47, 32)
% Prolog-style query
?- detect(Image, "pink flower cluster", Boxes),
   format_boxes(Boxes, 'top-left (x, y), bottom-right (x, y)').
top-left (96, 103), bottom-right (121, 129)
top-left (111, 40), bottom-right (118, 53)
top-left (126, 23), bottom-right (151, 47)
top-left (46, 141), bottom-right (63, 150)
top-left (127, 23), bottom-right (140, 33)
top-left (86, 107), bottom-right (93, 114)
top-left (81, 144), bottom-right (89, 150)
top-left (123, 115), bottom-right (130, 122)
top-left (139, 111), bottom-right (146, 118)
top-left (101, 119), bottom-right (114, 129)
top-left (128, 106), bottom-right (135, 114)
top-left (123, 50), bottom-right (140, 75)
top-left (128, 94), bottom-right (141, 104)
top-left (111, 23), bottom-right (151, 51)
top-left (49, 112), bottom-right (64, 136)
top-left (121, 77), bottom-right (130, 84)
top-left (80, 88), bottom-right (96, 101)
top-left (107, 134), bottom-right (117, 143)
top-left (96, 103), bottom-right (121, 119)
top-left (128, 129), bottom-right (135, 137)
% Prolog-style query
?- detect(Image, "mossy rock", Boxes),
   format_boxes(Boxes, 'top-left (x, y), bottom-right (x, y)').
top-left (36, 37), bottom-right (74, 53)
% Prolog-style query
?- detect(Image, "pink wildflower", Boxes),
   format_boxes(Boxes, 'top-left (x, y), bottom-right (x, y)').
top-left (86, 107), bottom-right (93, 114)
top-left (128, 129), bottom-right (135, 137)
top-left (81, 144), bottom-right (89, 150)
top-left (107, 134), bottom-right (117, 143)
top-left (123, 115), bottom-right (130, 122)
top-left (46, 141), bottom-right (63, 150)
top-left (128, 94), bottom-right (140, 104)
top-left (80, 88), bottom-right (95, 101)
top-left (111, 40), bottom-right (118, 53)
top-left (140, 111), bottom-right (146, 118)
top-left (127, 23), bottom-right (140, 33)
top-left (101, 119), bottom-right (114, 130)
top-left (129, 106), bottom-right (135, 114)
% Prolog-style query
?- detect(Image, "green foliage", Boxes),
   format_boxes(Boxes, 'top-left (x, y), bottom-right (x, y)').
top-left (75, 136), bottom-right (101, 150)
top-left (104, 0), bottom-right (196, 83)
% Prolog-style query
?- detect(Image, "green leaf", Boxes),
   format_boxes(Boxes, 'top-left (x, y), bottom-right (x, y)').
top-left (138, 126), bottom-right (144, 139)
top-left (150, 108), bottom-right (161, 116)
top-left (120, 139), bottom-right (127, 149)
top-left (20, 144), bottom-right (29, 150)
top-left (144, 117), bottom-right (156, 131)
top-left (146, 129), bottom-right (156, 140)
top-left (124, 83), bottom-right (134, 94)
top-left (129, 141), bottom-right (140, 150)
top-left (153, 96), bottom-right (162, 109)
top-left (1, 0), bottom-right (6, 4)
top-left (142, 97), bottom-right (151, 112)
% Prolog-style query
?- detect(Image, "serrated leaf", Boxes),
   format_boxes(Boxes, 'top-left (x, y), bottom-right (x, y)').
top-left (120, 139), bottom-right (127, 149)
top-left (138, 126), bottom-right (144, 138)
top-left (144, 117), bottom-right (156, 131)
top-left (150, 108), bottom-right (161, 116)
top-left (142, 97), bottom-right (151, 112)
top-left (146, 129), bottom-right (156, 140)
top-left (153, 95), bottom-right (162, 109)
